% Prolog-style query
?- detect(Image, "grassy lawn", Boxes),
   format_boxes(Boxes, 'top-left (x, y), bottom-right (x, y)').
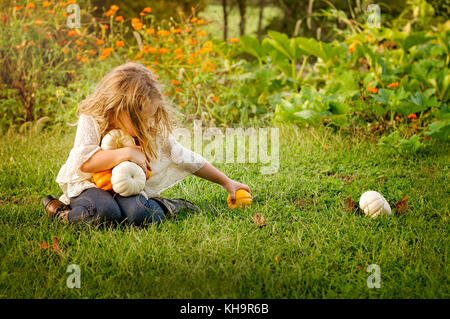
top-left (0, 125), bottom-right (448, 298)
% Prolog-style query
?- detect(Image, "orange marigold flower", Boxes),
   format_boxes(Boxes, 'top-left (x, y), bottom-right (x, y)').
top-left (88, 49), bottom-right (96, 55)
top-left (176, 54), bottom-right (184, 60)
top-left (190, 17), bottom-right (198, 23)
top-left (387, 82), bottom-right (399, 88)
top-left (174, 48), bottom-right (183, 54)
top-left (187, 38), bottom-right (198, 45)
top-left (110, 5), bottom-right (119, 11)
top-left (99, 55), bottom-right (107, 60)
top-left (175, 88), bottom-right (182, 93)
top-left (159, 48), bottom-right (170, 54)
top-left (143, 7), bottom-right (151, 13)
top-left (115, 40), bottom-right (124, 48)
top-left (15, 6), bottom-right (22, 10)
top-left (152, 61), bottom-right (158, 65)
top-left (63, 48), bottom-right (69, 54)
top-left (81, 56), bottom-right (89, 62)
top-left (146, 28), bottom-right (155, 35)
top-left (172, 28), bottom-right (182, 34)
top-left (59, 2), bottom-right (66, 7)
top-left (35, 20), bottom-right (42, 26)
top-left (101, 24), bottom-right (109, 29)
top-left (209, 67), bottom-right (215, 72)
top-left (101, 47), bottom-right (113, 56)
top-left (197, 30), bottom-right (206, 37)
top-left (197, 19), bottom-right (205, 25)
top-left (187, 58), bottom-right (194, 64)
top-left (201, 47), bottom-right (212, 53)
top-left (105, 9), bottom-right (115, 17)
top-left (68, 30), bottom-right (77, 36)
top-left (96, 39), bottom-right (105, 45)
top-left (132, 19), bottom-right (143, 30)
top-left (140, 12), bottom-right (146, 16)
top-left (75, 40), bottom-right (84, 46)
top-left (67, 0), bottom-right (76, 4)
top-left (185, 28), bottom-right (192, 33)
top-left (211, 96), bottom-right (218, 103)
top-left (230, 38), bottom-right (238, 43)
top-left (367, 86), bottom-right (378, 94)
top-left (172, 79), bottom-right (180, 85)
top-left (26, 3), bottom-right (36, 9)
top-left (49, 9), bottom-right (55, 14)
top-left (157, 30), bottom-right (170, 36)
top-left (408, 113), bottom-right (417, 120)
top-left (43, 1), bottom-right (52, 7)
top-left (179, 102), bottom-right (185, 107)
top-left (115, 16), bottom-right (123, 22)
top-left (395, 116), bottom-right (401, 122)
top-left (347, 46), bottom-right (355, 54)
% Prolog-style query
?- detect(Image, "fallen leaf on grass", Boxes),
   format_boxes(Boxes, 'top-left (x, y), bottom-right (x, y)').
top-left (343, 195), bottom-right (355, 212)
top-left (275, 255), bottom-right (280, 263)
top-left (254, 213), bottom-right (266, 228)
top-left (354, 265), bottom-right (366, 271)
top-left (38, 241), bottom-right (49, 249)
top-left (394, 194), bottom-right (408, 214)
top-left (37, 237), bottom-right (66, 255)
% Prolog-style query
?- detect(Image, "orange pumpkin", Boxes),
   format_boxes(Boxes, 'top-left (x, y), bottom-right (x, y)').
top-left (227, 189), bottom-right (252, 209)
top-left (92, 169), bottom-right (113, 191)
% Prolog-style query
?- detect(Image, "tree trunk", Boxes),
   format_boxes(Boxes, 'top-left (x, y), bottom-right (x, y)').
top-left (257, 0), bottom-right (265, 40)
top-left (222, 0), bottom-right (228, 41)
top-left (237, 0), bottom-right (247, 36)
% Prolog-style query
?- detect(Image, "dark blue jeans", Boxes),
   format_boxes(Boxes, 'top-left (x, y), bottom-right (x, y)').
top-left (68, 187), bottom-right (166, 226)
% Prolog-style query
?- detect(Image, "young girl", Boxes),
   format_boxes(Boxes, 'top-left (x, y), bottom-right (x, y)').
top-left (42, 62), bottom-right (250, 226)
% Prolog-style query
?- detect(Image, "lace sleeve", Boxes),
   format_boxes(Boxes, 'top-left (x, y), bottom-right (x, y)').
top-left (166, 134), bottom-right (206, 173)
top-left (56, 114), bottom-right (102, 186)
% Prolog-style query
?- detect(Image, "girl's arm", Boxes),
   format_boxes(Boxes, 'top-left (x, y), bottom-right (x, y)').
top-left (80, 146), bottom-right (151, 174)
top-left (193, 162), bottom-right (251, 204)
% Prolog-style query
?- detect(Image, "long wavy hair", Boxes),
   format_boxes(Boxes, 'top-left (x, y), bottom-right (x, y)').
top-left (75, 62), bottom-right (173, 161)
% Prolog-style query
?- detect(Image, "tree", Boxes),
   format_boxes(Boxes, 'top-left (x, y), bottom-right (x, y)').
top-left (257, 0), bottom-right (265, 40)
top-left (222, 0), bottom-right (229, 40)
top-left (236, 0), bottom-right (247, 36)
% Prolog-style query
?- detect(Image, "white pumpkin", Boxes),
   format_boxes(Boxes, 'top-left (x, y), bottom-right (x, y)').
top-left (359, 191), bottom-right (392, 219)
top-left (111, 161), bottom-right (146, 197)
top-left (101, 129), bottom-right (135, 150)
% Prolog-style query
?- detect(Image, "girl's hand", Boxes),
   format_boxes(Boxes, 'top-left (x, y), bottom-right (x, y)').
top-left (223, 180), bottom-right (251, 204)
top-left (124, 145), bottom-right (151, 175)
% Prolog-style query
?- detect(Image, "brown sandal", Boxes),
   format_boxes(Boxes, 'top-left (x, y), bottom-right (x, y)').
top-left (42, 195), bottom-right (71, 222)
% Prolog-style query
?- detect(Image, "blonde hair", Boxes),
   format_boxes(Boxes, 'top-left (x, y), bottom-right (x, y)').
top-left (76, 62), bottom-right (173, 160)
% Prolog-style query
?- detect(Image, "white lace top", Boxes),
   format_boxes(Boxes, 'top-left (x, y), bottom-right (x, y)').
top-left (55, 113), bottom-right (207, 205)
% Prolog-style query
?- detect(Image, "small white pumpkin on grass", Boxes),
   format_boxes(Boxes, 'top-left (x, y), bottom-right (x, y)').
top-left (111, 161), bottom-right (147, 197)
top-left (359, 191), bottom-right (392, 219)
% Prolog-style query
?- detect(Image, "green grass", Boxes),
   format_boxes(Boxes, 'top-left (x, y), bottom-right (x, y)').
top-left (0, 125), bottom-right (449, 298)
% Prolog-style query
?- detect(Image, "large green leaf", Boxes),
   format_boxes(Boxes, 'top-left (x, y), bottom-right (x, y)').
top-left (426, 120), bottom-right (450, 141)
top-left (239, 35), bottom-right (269, 60)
